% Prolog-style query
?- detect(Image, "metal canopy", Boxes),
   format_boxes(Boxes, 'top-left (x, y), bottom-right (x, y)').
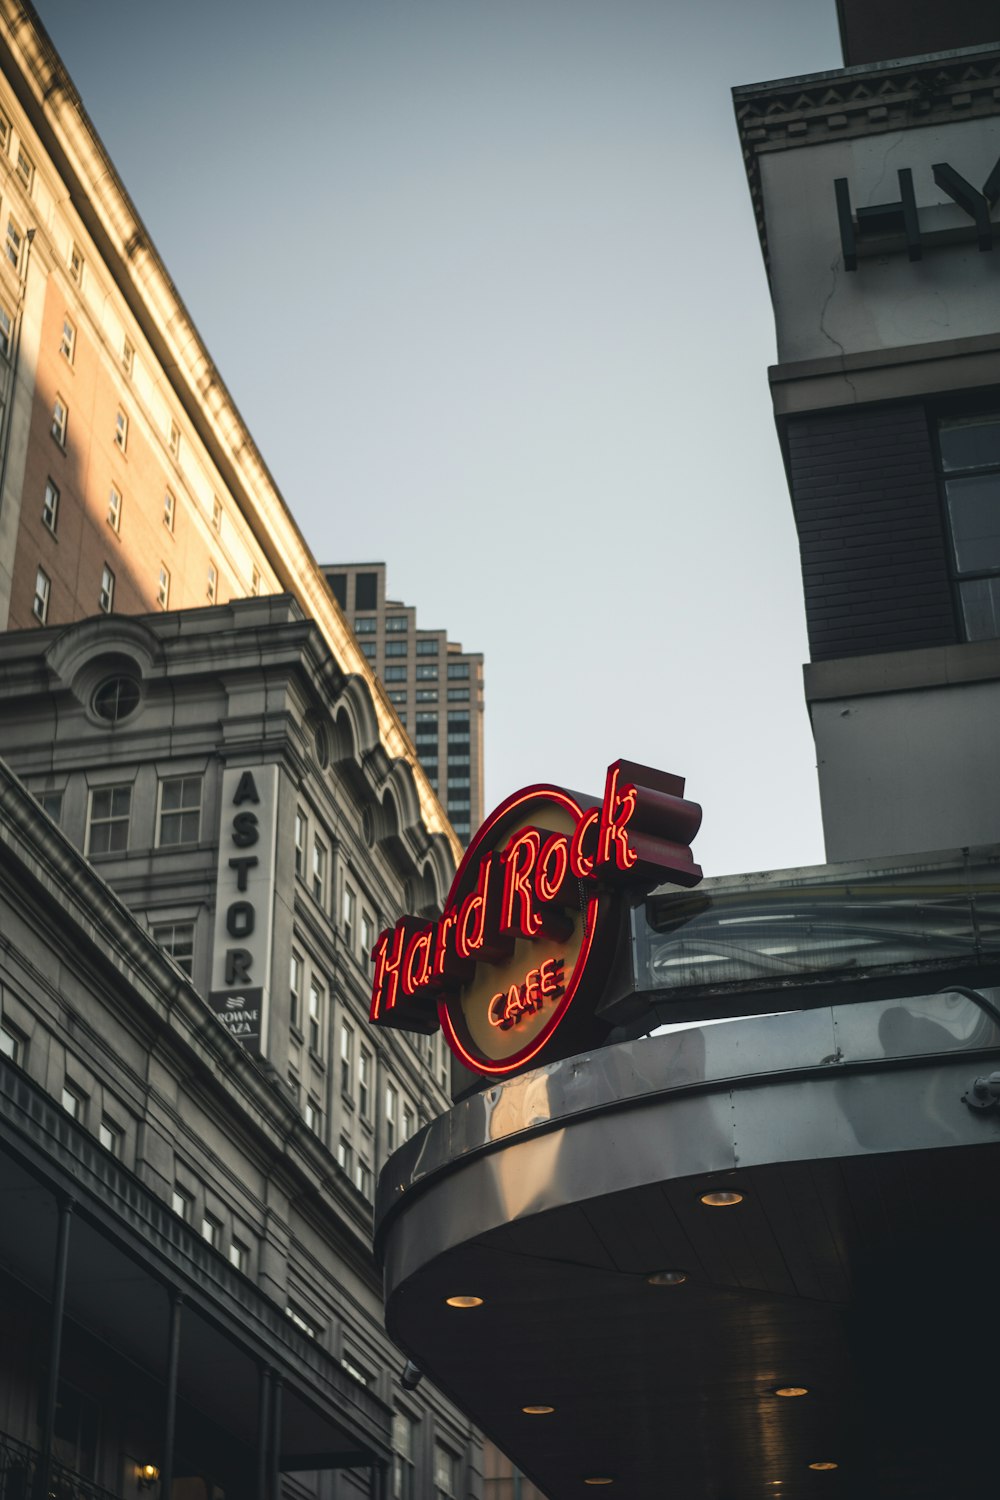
top-left (376, 990), bottom-right (1000, 1499)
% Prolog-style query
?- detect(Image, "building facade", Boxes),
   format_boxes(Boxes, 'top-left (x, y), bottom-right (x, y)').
top-left (733, 7), bottom-right (1000, 861)
top-left (0, 1), bottom-right (454, 860)
top-left (324, 566), bottom-right (484, 846)
top-left (0, 595), bottom-right (480, 1500)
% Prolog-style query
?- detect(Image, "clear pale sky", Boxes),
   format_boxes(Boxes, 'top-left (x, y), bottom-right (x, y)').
top-left (31, 0), bottom-right (844, 879)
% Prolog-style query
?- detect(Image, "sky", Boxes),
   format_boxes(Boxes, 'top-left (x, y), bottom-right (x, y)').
top-left (31, 0), bottom-right (844, 880)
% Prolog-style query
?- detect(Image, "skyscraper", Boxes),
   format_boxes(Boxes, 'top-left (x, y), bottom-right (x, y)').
top-left (325, 564), bottom-right (485, 844)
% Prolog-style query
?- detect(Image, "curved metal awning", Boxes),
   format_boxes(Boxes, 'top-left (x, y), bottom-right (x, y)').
top-left (375, 987), bottom-right (1000, 1500)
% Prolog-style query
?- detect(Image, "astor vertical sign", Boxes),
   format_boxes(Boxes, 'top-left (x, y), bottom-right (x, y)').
top-left (210, 764), bottom-right (279, 1055)
top-left (368, 759), bottom-right (703, 1078)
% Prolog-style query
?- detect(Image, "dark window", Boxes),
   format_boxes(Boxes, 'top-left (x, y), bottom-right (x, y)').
top-left (385, 640), bottom-right (407, 657)
top-left (939, 414), bottom-right (1000, 640)
top-left (93, 677), bottom-right (140, 722)
top-left (355, 571), bottom-right (378, 610)
top-left (327, 572), bottom-right (347, 608)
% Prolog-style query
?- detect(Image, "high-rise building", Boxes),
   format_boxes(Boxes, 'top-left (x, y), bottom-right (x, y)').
top-left (324, 565), bottom-right (484, 845)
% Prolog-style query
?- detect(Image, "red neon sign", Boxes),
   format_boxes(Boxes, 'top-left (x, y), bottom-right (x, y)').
top-left (368, 759), bottom-right (702, 1079)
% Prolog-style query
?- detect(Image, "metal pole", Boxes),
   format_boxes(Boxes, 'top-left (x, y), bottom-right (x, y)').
top-left (159, 1291), bottom-right (183, 1500)
top-left (270, 1376), bottom-right (283, 1500)
top-left (256, 1367), bottom-right (272, 1500)
top-left (36, 1195), bottom-right (73, 1500)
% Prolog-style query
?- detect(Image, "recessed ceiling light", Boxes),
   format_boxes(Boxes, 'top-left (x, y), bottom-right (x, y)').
top-left (808, 1462), bottom-right (838, 1471)
top-left (522, 1405), bottom-right (555, 1415)
top-left (699, 1189), bottom-right (744, 1207)
top-left (445, 1295), bottom-right (483, 1308)
top-left (774, 1386), bottom-right (809, 1398)
top-left (646, 1269), bottom-right (687, 1286)
top-left (583, 1479), bottom-right (614, 1486)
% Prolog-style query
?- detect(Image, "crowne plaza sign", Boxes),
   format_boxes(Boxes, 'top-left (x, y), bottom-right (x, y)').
top-left (368, 759), bottom-right (703, 1078)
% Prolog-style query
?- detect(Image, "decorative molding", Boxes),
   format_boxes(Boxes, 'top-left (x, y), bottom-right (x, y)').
top-left (734, 45), bottom-right (1000, 275)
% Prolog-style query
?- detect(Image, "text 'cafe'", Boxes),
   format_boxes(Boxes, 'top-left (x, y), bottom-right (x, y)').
top-left (365, 758), bottom-right (1000, 1499)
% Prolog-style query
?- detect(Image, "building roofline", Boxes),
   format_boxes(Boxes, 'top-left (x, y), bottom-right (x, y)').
top-left (0, 2), bottom-right (459, 864)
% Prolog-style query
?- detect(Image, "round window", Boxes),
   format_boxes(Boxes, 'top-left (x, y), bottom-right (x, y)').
top-left (92, 676), bottom-right (141, 723)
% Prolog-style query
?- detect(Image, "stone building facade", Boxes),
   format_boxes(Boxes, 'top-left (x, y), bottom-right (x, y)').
top-left (0, 594), bottom-right (480, 1500)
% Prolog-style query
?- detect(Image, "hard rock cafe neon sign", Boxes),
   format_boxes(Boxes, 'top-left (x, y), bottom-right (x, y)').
top-left (368, 759), bottom-right (703, 1079)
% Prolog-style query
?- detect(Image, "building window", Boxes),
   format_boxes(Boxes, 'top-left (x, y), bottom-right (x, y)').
top-left (355, 616), bottom-right (377, 634)
top-left (308, 979), bottom-right (323, 1055)
top-left (5, 217), bottom-right (22, 270)
top-left (211, 495), bottom-right (222, 531)
top-left (39, 790), bottom-right (63, 824)
top-left (416, 638), bottom-right (438, 655)
top-left (447, 662), bottom-right (470, 679)
top-left (388, 690), bottom-right (407, 706)
top-left (0, 1021), bottom-right (24, 1065)
top-left (304, 1095), bottom-right (323, 1135)
top-left (0, 110), bottom-right (8, 151)
top-left (107, 484), bottom-right (122, 533)
top-left (402, 1103), bottom-right (415, 1143)
top-left (59, 317), bottom-right (75, 362)
top-left (229, 1238), bottom-right (250, 1273)
top-left (285, 1302), bottom-right (318, 1338)
top-left (385, 1081), bottom-right (398, 1154)
top-left (360, 641), bottom-right (376, 661)
top-left (157, 564), bottom-right (170, 609)
top-left (201, 1214), bottom-right (221, 1249)
top-left (939, 413), bottom-right (1000, 640)
top-left (342, 885), bottom-right (356, 947)
top-left (170, 420), bottom-right (182, 459)
top-left (207, 562), bottom-right (217, 603)
top-left (99, 1118), bottom-right (124, 1157)
top-left (163, 489), bottom-right (175, 531)
top-left (114, 408), bottom-right (128, 452)
top-left (69, 242), bottom-right (84, 284)
top-left (51, 398), bottom-right (67, 447)
top-left (171, 1185), bottom-right (193, 1221)
top-left (42, 479), bottom-right (59, 533)
top-left (447, 687), bottom-right (470, 702)
top-left (416, 689), bottom-right (437, 703)
top-left (0, 303), bottom-right (11, 358)
top-left (152, 922), bottom-right (194, 977)
top-left (98, 564), bottom-right (115, 614)
top-left (312, 837), bottom-right (327, 906)
top-left (433, 1444), bottom-right (459, 1500)
top-left (359, 1048), bottom-right (372, 1120)
top-left (288, 951), bottom-right (302, 1028)
top-left (384, 665), bottom-right (406, 681)
top-left (251, 566), bottom-right (261, 596)
top-left (158, 776), bottom-right (202, 847)
top-left (61, 1084), bottom-right (86, 1122)
top-left (121, 337), bottom-right (134, 376)
top-left (355, 571), bottom-right (378, 610)
top-left (392, 1413), bottom-right (417, 1500)
top-left (294, 809), bottom-right (307, 877)
top-left (385, 640), bottom-right (407, 657)
top-left (355, 1159), bottom-right (373, 1200)
top-left (386, 615), bottom-right (408, 633)
top-left (93, 676), bottom-right (140, 722)
top-left (32, 567), bottom-right (50, 624)
top-left (15, 146), bottom-right (34, 190)
top-left (360, 910), bottom-right (374, 957)
top-left (86, 784), bottom-right (131, 855)
top-left (337, 1136), bottom-right (353, 1176)
top-left (340, 1020), bottom-right (354, 1097)
top-left (416, 665), bottom-right (438, 681)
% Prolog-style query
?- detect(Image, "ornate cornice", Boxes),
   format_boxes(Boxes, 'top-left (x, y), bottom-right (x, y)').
top-left (734, 44), bottom-right (1000, 275)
